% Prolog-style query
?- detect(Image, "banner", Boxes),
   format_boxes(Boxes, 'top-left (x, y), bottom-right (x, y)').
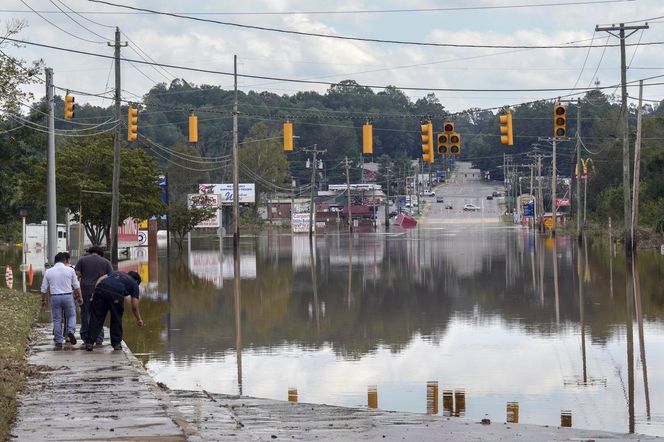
top-left (199, 183), bottom-right (256, 204)
top-left (188, 194), bottom-right (221, 229)
top-left (292, 213), bottom-right (313, 233)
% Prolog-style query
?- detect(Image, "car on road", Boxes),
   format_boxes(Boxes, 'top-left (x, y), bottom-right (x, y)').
top-left (444, 203), bottom-right (453, 210)
top-left (420, 190), bottom-right (435, 197)
top-left (463, 203), bottom-right (481, 211)
top-left (436, 195), bottom-right (444, 203)
top-left (486, 195), bottom-right (493, 200)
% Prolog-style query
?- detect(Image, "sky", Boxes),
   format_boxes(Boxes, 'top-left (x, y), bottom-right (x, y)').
top-left (2, 0), bottom-right (664, 113)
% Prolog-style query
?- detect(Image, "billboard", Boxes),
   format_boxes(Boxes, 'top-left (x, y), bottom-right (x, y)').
top-left (188, 194), bottom-right (221, 229)
top-left (292, 212), bottom-right (313, 233)
top-left (199, 183), bottom-right (256, 204)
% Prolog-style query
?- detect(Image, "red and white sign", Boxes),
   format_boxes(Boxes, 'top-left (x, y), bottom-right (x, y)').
top-left (188, 194), bottom-right (221, 229)
top-left (118, 218), bottom-right (139, 243)
top-left (555, 198), bottom-right (570, 207)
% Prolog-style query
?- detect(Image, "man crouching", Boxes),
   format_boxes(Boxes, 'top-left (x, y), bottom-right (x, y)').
top-left (84, 270), bottom-right (144, 352)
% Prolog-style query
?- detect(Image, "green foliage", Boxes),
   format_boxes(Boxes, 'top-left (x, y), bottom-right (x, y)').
top-left (168, 203), bottom-right (216, 251)
top-left (24, 134), bottom-right (164, 245)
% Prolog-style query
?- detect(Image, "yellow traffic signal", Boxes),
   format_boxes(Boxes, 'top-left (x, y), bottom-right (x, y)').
top-left (64, 94), bottom-right (75, 120)
top-left (362, 122), bottom-right (373, 154)
top-left (443, 121), bottom-right (454, 134)
top-left (188, 112), bottom-right (198, 143)
top-left (421, 121), bottom-right (434, 164)
top-left (553, 103), bottom-right (567, 138)
top-left (127, 106), bottom-right (138, 141)
top-left (449, 132), bottom-right (461, 155)
top-left (283, 120), bottom-right (293, 152)
top-left (437, 133), bottom-right (449, 154)
top-left (499, 111), bottom-right (513, 146)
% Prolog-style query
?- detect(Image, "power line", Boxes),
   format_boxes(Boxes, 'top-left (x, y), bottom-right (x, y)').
top-left (19, 0), bottom-right (106, 44)
top-left (87, 0), bottom-right (659, 50)
top-left (47, 0), bottom-right (109, 41)
top-left (8, 36), bottom-right (664, 93)
top-left (54, 0), bottom-right (115, 28)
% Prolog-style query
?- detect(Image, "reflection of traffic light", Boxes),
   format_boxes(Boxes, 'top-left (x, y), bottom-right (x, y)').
top-left (437, 133), bottom-right (448, 154)
top-left (449, 132), bottom-right (461, 155)
top-left (421, 120), bottom-right (434, 164)
top-left (127, 106), bottom-right (138, 141)
top-left (188, 112), bottom-right (198, 143)
top-left (283, 120), bottom-right (293, 151)
top-left (499, 111), bottom-right (513, 146)
top-left (362, 122), bottom-right (373, 154)
top-left (64, 94), bottom-right (75, 120)
top-left (553, 103), bottom-right (567, 138)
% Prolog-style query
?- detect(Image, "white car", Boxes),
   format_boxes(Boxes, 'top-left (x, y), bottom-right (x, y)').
top-left (463, 203), bottom-right (481, 211)
top-left (420, 190), bottom-right (435, 197)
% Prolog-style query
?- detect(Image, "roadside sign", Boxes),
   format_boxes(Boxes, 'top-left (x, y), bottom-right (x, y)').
top-left (544, 217), bottom-right (553, 230)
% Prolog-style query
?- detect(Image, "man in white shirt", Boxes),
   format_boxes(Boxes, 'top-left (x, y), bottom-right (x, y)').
top-left (41, 252), bottom-right (83, 349)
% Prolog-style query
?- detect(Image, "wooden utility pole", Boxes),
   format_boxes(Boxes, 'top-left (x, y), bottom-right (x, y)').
top-left (551, 139), bottom-right (557, 236)
top-left (109, 27), bottom-right (126, 266)
top-left (232, 54), bottom-right (240, 247)
top-left (596, 22), bottom-right (649, 255)
top-left (305, 145), bottom-right (325, 238)
top-left (345, 156), bottom-right (353, 232)
top-left (384, 168), bottom-right (391, 229)
top-left (632, 80), bottom-right (644, 251)
top-left (45, 67), bottom-right (56, 266)
top-left (575, 99), bottom-right (582, 244)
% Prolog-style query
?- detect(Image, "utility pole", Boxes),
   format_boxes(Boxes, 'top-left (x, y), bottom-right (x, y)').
top-left (230, 56), bottom-right (242, 243)
top-left (551, 139), bottom-right (557, 236)
top-left (45, 67), bottom-right (56, 266)
top-left (575, 99), bottom-right (582, 244)
top-left (384, 168), bottom-right (391, 229)
top-left (305, 145), bottom-right (325, 238)
top-left (414, 159), bottom-right (420, 216)
top-left (537, 155), bottom-right (543, 230)
top-left (596, 22), bottom-right (649, 255)
top-left (344, 156), bottom-right (353, 232)
top-left (109, 27), bottom-right (126, 266)
top-left (632, 80), bottom-right (644, 251)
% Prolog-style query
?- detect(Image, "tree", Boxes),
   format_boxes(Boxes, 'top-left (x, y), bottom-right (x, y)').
top-left (0, 20), bottom-right (43, 112)
top-left (24, 134), bottom-right (164, 246)
top-left (168, 203), bottom-right (215, 251)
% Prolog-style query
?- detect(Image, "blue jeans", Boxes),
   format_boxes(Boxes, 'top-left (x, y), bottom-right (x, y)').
top-left (51, 295), bottom-right (76, 344)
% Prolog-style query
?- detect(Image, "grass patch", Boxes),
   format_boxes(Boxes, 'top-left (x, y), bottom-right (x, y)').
top-left (0, 288), bottom-right (40, 441)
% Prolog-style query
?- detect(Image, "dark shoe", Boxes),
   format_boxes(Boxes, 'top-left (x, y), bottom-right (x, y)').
top-left (54, 343), bottom-right (63, 350)
top-left (95, 340), bottom-right (103, 346)
top-left (67, 332), bottom-right (77, 345)
top-left (85, 343), bottom-right (94, 351)
top-left (112, 344), bottom-right (122, 351)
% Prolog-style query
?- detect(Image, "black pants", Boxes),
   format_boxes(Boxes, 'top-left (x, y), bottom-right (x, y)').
top-left (86, 286), bottom-right (125, 347)
top-left (80, 285), bottom-right (104, 343)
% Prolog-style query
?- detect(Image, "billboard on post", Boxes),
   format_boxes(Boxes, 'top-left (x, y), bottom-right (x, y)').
top-left (188, 193), bottom-right (221, 229)
top-left (199, 183), bottom-right (255, 204)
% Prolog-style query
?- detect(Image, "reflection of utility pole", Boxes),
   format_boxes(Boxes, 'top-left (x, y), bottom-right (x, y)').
top-left (551, 138), bottom-right (557, 236)
top-left (233, 243), bottom-right (243, 395)
top-left (632, 255), bottom-right (651, 420)
top-left (345, 156), bottom-right (353, 232)
top-left (626, 257), bottom-right (635, 433)
top-left (596, 22), bottom-right (648, 256)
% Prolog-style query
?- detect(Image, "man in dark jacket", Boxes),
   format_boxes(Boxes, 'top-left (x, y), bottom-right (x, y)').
top-left (85, 270), bottom-right (144, 351)
top-left (75, 246), bottom-right (112, 344)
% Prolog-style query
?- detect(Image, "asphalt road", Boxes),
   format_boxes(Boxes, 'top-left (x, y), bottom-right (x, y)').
top-left (421, 162), bottom-right (504, 225)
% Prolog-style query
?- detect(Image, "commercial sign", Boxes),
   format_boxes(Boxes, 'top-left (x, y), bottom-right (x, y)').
top-left (188, 194), bottom-right (221, 229)
top-left (199, 183), bottom-right (256, 204)
top-left (292, 212), bottom-right (313, 233)
top-left (555, 198), bottom-right (570, 207)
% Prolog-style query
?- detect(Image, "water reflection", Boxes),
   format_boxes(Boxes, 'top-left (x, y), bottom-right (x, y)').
top-left (114, 231), bottom-right (664, 436)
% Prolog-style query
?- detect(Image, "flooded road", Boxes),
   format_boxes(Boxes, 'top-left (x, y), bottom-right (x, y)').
top-left (3, 227), bottom-right (664, 436)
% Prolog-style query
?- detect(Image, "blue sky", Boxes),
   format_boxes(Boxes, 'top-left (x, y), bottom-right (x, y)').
top-left (2, 0), bottom-right (663, 112)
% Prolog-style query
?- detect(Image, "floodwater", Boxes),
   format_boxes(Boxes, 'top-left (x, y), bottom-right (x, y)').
top-left (3, 227), bottom-right (664, 436)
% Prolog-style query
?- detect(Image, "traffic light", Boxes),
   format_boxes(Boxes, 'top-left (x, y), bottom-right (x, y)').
top-left (499, 111), bottom-right (513, 146)
top-left (449, 132), bottom-right (461, 155)
top-left (127, 106), bottom-right (138, 141)
top-left (283, 120), bottom-right (293, 152)
top-left (362, 122), bottom-right (373, 154)
top-left (437, 133), bottom-right (448, 154)
top-left (64, 94), bottom-right (75, 120)
top-left (553, 103), bottom-right (567, 138)
top-left (188, 112), bottom-right (198, 143)
top-left (421, 120), bottom-right (434, 164)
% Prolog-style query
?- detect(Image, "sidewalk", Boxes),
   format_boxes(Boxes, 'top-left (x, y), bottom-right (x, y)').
top-left (12, 327), bottom-right (661, 441)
